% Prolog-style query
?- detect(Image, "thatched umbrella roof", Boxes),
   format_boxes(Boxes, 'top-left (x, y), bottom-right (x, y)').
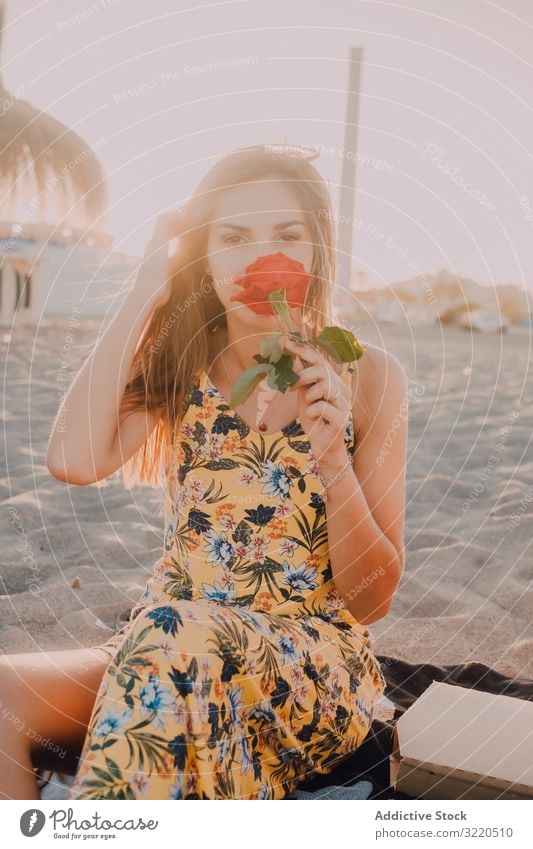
top-left (0, 3), bottom-right (108, 227)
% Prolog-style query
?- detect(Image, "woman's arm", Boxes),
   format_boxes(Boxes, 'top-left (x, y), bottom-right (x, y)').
top-left (320, 346), bottom-right (408, 624)
top-left (46, 215), bottom-right (174, 485)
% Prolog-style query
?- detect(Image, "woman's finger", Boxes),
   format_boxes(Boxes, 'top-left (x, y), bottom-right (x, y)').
top-left (147, 214), bottom-right (171, 247)
top-left (147, 209), bottom-right (187, 250)
top-left (166, 207), bottom-right (188, 237)
top-left (305, 399), bottom-right (347, 427)
top-left (285, 339), bottom-right (325, 366)
top-left (296, 355), bottom-right (339, 383)
top-left (305, 379), bottom-right (344, 405)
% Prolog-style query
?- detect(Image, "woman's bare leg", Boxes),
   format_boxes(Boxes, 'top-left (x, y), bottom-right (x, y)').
top-left (0, 647), bottom-right (110, 800)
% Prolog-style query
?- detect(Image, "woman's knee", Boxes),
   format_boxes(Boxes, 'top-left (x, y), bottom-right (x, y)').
top-left (0, 649), bottom-right (108, 759)
top-left (0, 657), bottom-right (35, 755)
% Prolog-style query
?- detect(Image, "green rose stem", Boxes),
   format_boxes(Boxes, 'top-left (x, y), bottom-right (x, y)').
top-left (268, 290), bottom-right (310, 363)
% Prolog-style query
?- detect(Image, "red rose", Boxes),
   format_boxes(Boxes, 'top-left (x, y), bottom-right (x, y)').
top-left (229, 252), bottom-right (311, 315)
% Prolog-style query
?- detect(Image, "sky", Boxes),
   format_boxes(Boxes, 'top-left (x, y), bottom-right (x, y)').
top-left (2, 0), bottom-right (533, 290)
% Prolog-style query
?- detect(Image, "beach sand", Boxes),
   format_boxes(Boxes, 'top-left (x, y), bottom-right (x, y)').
top-left (1, 319), bottom-right (532, 680)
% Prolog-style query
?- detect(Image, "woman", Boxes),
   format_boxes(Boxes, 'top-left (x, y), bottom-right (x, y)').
top-left (1, 144), bottom-right (407, 800)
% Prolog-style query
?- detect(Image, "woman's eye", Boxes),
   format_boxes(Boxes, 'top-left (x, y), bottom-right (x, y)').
top-left (223, 233), bottom-right (300, 245)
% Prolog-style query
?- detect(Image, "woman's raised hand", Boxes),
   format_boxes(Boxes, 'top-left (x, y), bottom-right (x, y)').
top-left (132, 209), bottom-right (187, 309)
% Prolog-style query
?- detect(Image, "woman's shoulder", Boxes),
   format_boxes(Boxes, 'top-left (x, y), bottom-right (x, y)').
top-left (353, 340), bottom-right (406, 380)
top-left (348, 340), bottom-right (409, 429)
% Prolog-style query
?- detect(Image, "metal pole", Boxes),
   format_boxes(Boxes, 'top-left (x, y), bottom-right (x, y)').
top-left (337, 46), bottom-right (363, 293)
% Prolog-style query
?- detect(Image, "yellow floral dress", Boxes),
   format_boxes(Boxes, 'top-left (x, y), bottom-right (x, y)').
top-left (70, 368), bottom-right (386, 800)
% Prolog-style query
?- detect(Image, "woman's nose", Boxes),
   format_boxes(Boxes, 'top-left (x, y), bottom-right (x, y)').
top-left (252, 240), bottom-right (287, 257)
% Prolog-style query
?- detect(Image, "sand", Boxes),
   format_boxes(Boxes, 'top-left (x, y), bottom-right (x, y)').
top-left (1, 319), bottom-right (532, 680)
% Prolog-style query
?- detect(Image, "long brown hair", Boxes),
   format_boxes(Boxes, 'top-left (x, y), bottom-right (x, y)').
top-left (117, 144), bottom-right (339, 494)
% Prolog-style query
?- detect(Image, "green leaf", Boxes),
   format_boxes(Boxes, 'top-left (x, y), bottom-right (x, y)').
top-left (266, 354), bottom-right (300, 393)
top-left (233, 520), bottom-right (252, 545)
top-left (189, 656), bottom-right (198, 680)
top-left (310, 326), bottom-right (365, 363)
top-left (252, 353), bottom-right (271, 365)
top-left (230, 363), bottom-right (273, 408)
top-left (204, 459), bottom-right (239, 470)
top-left (260, 331), bottom-right (283, 363)
top-left (93, 767), bottom-right (114, 783)
top-left (105, 757), bottom-right (123, 778)
top-left (288, 438), bottom-right (311, 453)
top-left (232, 593), bottom-right (257, 607)
top-left (253, 352), bottom-right (297, 392)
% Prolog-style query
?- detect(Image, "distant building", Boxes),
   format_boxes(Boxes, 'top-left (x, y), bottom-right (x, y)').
top-left (337, 266), bottom-right (531, 330)
top-left (0, 221), bottom-right (138, 327)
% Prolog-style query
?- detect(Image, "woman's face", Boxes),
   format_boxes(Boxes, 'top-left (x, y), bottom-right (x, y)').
top-left (204, 178), bottom-right (314, 327)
